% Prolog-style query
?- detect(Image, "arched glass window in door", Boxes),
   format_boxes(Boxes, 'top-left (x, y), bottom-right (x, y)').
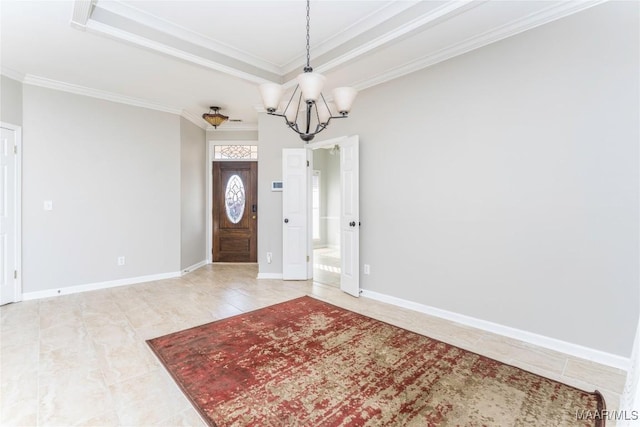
top-left (225, 174), bottom-right (245, 223)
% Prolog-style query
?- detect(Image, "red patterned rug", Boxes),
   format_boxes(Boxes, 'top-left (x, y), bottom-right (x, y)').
top-left (147, 296), bottom-right (605, 426)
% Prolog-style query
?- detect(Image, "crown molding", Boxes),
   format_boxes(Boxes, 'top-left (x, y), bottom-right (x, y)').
top-left (0, 67), bottom-right (25, 82)
top-left (97, 0), bottom-right (421, 77)
top-left (73, 0), bottom-right (605, 90)
top-left (23, 74), bottom-right (182, 115)
top-left (94, 0), bottom-right (282, 75)
top-left (70, 0), bottom-right (94, 30)
top-left (352, 0), bottom-right (608, 92)
top-left (84, 19), bottom-right (275, 85)
top-left (5, 70), bottom-right (252, 132)
top-left (181, 110), bottom-right (207, 130)
top-left (312, 0), bottom-right (476, 77)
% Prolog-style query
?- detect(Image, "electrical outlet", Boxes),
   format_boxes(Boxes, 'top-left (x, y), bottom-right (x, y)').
top-left (117, 256), bottom-right (125, 266)
top-left (267, 252), bottom-right (272, 264)
top-left (364, 264), bottom-right (370, 275)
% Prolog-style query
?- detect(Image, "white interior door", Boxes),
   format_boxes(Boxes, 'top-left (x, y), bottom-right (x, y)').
top-left (340, 135), bottom-right (360, 297)
top-left (282, 148), bottom-right (310, 280)
top-left (0, 125), bottom-right (19, 305)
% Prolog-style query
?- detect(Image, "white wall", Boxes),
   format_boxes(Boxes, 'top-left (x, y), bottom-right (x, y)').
top-left (22, 86), bottom-right (181, 293)
top-left (180, 117), bottom-right (206, 270)
top-left (1, 75), bottom-right (22, 125)
top-left (257, 1), bottom-right (639, 357)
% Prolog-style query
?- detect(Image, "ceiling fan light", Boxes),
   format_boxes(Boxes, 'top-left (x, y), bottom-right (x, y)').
top-left (202, 106), bottom-right (229, 128)
top-left (202, 113), bottom-right (228, 128)
top-left (297, 72), bottom-right (325, 102)
top-left (332, 87), bottom-right (358, 115)
top-left (259, 83), bottom-right (284, 112)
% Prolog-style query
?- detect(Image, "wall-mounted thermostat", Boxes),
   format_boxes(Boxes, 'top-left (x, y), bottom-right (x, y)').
top-left (271, 181), bottom-right (283, 191)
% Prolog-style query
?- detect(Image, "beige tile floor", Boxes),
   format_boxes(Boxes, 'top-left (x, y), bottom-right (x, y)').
top-left (313, 247), bottom-right (341, 288)
top-left (1, 263), bottom-right (627, 426)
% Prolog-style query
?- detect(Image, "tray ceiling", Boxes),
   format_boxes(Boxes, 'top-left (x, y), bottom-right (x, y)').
top-left (1, 0), bottom-right (605, 129)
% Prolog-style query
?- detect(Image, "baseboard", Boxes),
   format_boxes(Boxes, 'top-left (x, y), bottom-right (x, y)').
top-left (181, 260), bottom-right (209, 275)
top-left (361, 289), bottom-right (630, 372)
top-left (22, 271), bottom-right (182, 300)
top-left (257, 273), bottom-right (283, 279)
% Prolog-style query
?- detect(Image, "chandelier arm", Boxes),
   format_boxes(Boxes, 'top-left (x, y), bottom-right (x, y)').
top-left (305, 102), bottom-right (313, 135)
top-left (314, 120), bottom-right (330, 135)
top-left (286, 120), bottom-right (302, 134)
top-left (293, 92), bottom-right (303, 125)
top-left (282, 86), bottom-right (300, 123)
top-left (264, 112), bottom-right (305, 137)
top-left (316, 96), bottom-right (324, 124)
top-left (319, 93), bottom-right (332, 124)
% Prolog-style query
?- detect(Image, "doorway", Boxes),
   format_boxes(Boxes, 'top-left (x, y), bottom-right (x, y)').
top-left (212, 161), bottom-right (258, 262)
top-left (282, 135), bottom-right (359, 296)
top-left (312, 146), bottom-right (341, 287)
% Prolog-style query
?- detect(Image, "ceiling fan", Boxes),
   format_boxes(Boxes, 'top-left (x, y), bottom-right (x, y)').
top-left (202, 106), bottom-right (241, 128)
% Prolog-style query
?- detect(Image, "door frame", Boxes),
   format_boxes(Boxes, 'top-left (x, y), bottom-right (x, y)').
top-left (306, 135), bottom-right (359, 296)
top-left (0, 122), bottom-right (22, 303)
top-left (212, 161), bottom-right (258, 262)
top-left (206, 141), bottom-right (258, 263)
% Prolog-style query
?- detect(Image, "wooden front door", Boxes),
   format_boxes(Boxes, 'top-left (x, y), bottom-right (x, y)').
top-left (213, 161), bottom-right (257, 262)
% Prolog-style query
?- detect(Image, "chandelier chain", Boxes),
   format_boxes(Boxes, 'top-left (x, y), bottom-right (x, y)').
top-left (305, 0), bottom-right (311, 69)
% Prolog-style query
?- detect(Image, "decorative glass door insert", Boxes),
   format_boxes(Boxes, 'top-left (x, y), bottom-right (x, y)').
top-left (225, 174), bottom-right (245, 224)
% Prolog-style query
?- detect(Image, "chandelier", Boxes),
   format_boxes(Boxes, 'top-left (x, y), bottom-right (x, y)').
top-left (259, 0), bottom-right (357, 142)
top-left (202, 106), bottom-right (229, 128)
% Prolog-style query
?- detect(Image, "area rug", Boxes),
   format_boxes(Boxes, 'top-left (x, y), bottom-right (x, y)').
top-left (147, 296), bottom-right (605, 426)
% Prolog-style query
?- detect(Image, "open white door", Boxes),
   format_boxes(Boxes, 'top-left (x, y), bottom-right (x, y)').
top-left (340, 135), bottom-right (360, 297)
top-left (0, 125), bottom-right (20, 305)
top-left (282, 148), bottom-right (310, 280)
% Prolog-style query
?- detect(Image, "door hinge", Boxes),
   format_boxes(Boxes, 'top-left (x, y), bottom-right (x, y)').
top-left (306, 160), bottom-right (309, 167)
top-left (307, 255), bottom-right (310, 262)
top-left (14, 270), bottom-right (17, 279)
top-left (13, 145), bottom-right (17, 155)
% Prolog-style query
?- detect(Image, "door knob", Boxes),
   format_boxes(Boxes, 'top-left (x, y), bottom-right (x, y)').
top-left (284, 218), bottom-right (289, 223)
top-left (349, 221), bottom-right (356, 227)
